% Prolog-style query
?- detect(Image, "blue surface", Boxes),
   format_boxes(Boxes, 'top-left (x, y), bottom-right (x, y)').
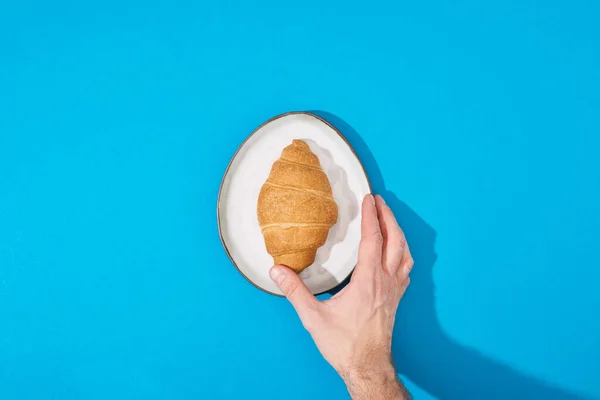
top-left (1, 1), bottom-right (599, 399)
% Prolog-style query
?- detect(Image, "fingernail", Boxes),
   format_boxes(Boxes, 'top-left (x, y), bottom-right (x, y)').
top-left (377, 194), bottom-right (386, 205)
top-left (368, 194), bottom-right (375, 205)
top-left (270, 266), bottom-right (285, 285)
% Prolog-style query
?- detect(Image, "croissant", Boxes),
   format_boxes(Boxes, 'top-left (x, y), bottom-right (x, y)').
top-left (257, 139), bottom-right (338, 273)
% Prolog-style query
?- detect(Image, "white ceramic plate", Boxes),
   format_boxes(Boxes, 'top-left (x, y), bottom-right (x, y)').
top-left (217, 112), bottom-right (371, 295)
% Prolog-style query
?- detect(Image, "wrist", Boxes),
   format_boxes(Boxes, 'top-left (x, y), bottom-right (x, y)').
top-left (341, 360), bottom-right (397, 387)
top-left (341, 360), bottom-right (410, 400)
top-left (338, 349), bottom-right (395, 383)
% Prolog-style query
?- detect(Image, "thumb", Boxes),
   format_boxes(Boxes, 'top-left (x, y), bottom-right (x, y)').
top-left (270, 265), bottom-right (318, 321)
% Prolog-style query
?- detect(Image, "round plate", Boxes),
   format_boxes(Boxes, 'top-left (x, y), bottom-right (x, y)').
top-left (217, 112), bottom-right (371, 296)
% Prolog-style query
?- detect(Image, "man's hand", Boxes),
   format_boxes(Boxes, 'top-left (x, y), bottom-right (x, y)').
top-left (270, 194), bottom-right (413, 400)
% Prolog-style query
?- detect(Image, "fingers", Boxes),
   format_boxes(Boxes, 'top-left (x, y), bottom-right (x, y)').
top-left (398, 242), bottom-right (414, 281)
top-left (270, 265), bottom-right (319, 327)
top-left (374, 195), bottom-right (406, 275)
top-left (354, 194), bottom-right (383, 280)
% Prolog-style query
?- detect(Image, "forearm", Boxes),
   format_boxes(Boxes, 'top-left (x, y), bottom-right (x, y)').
top-left (342, 362), bottom-right (411, 400)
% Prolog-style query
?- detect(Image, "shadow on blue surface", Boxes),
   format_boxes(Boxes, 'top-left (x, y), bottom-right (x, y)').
top-left (313, 111), bottom-right (586, 400)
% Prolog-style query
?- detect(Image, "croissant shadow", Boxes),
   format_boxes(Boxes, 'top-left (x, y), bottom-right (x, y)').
top-left (311, 110), bottom-right (588, 400)
top-left (298, 139), bottom-right (359, 291)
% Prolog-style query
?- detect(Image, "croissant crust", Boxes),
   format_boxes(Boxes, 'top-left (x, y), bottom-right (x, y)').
top-left (257, 140), bottom-right (338, 273)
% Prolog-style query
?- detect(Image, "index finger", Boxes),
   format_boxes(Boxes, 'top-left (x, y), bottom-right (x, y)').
top-left (353, 194), bottom-right (383, 280)
top-left (375, 195), bottom-right (406, 275)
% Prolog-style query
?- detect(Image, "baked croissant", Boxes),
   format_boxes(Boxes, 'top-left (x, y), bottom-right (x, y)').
top-left (257, 139), bottom-right (338, 273)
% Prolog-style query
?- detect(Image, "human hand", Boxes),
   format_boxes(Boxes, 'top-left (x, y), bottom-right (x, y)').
top-left (269, 194), bottom-right (413, 399)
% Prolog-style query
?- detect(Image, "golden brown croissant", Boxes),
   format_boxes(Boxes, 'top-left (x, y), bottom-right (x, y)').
top-left (257, 139), bottom-right (338, 273)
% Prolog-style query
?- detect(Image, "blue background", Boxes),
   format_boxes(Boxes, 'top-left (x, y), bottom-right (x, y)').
top-left (1, 0), bottom-right (599, 399)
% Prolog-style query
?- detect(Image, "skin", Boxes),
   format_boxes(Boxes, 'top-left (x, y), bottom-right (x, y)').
top-left (270, 194), bottom-right (413, 400)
